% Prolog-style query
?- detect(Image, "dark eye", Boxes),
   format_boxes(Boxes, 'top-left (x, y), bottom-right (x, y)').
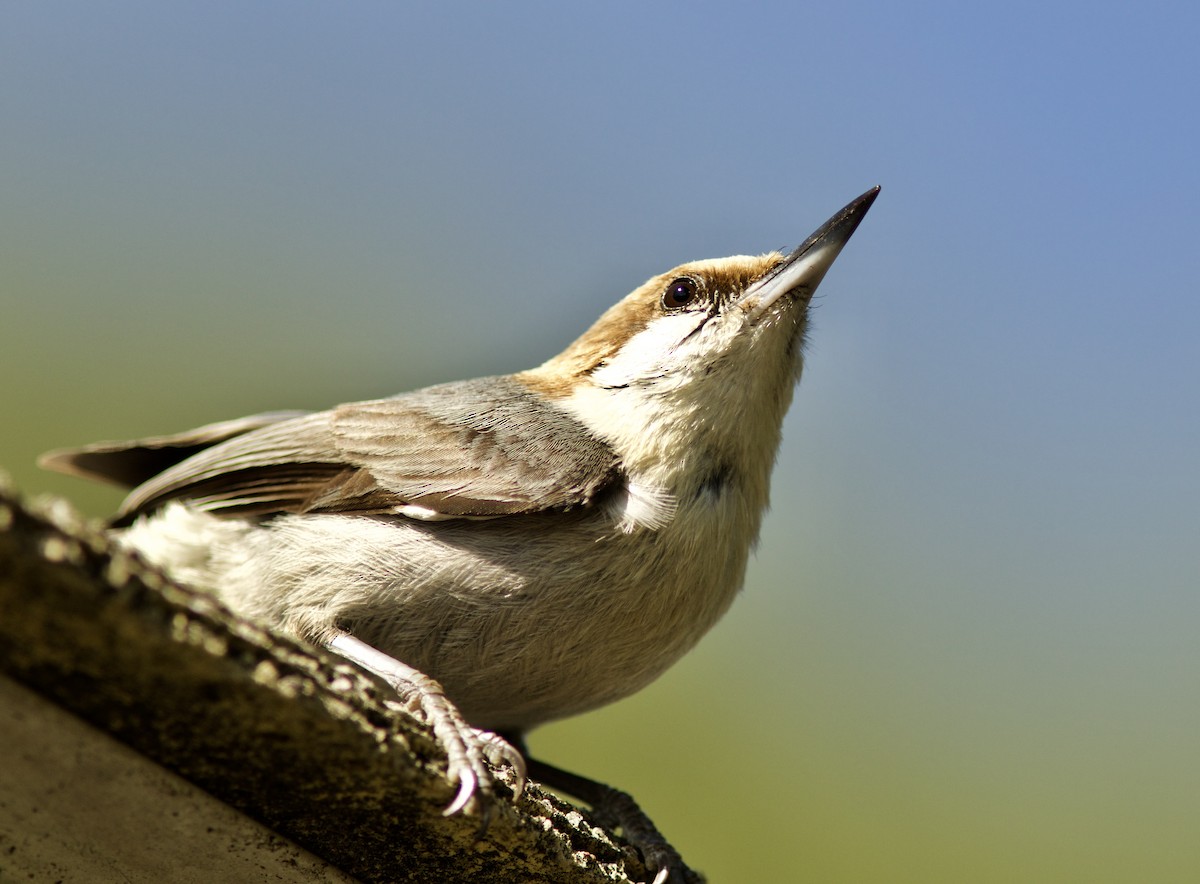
top-left (662, 277), bottom-right (699, 310)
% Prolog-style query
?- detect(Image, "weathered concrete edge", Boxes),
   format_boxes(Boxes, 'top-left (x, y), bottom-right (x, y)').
top-left (0, 479), bottom-right (656, 884)
top-left (1, 674), bottom-right (359, 883)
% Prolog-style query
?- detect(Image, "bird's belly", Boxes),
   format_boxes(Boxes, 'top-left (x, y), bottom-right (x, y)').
top-left (260, 508), bottom-right (752, 732)
top-left (139, 500), bottom-right (756, 733)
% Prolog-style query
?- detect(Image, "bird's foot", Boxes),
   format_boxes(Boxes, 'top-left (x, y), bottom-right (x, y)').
top-left (328, 633), bottom-right (524, 816)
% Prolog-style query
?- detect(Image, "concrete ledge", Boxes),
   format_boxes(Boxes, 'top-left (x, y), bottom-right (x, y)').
top-left (1, 675), bottom-right (356, 883)
top-left (0, 481), bottom-right (666, 883)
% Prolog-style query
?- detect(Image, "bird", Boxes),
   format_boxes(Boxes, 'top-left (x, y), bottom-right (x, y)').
top-left (41, 186), bottom-right (879, 882)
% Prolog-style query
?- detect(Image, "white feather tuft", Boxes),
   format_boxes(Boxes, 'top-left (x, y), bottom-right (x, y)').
top-left (615, 480), bottom-right (677, 533)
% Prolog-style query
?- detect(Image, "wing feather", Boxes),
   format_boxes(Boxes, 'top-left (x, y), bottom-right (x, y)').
top-left (38, 412), bottom-right (306, 490)
top-left (116, 412), bottom-right (344, 518)
top-left (326, 377), bottom-right (620, 515)
top-left (49, 376), bottom-right (622, 523)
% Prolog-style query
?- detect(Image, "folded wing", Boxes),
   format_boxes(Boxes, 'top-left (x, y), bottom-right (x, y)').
top-left (41, 377), bottom-right (621, 524)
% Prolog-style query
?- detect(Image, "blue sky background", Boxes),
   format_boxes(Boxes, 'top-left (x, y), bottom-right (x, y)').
top-left (3, 3), bottom-right (1198, 881)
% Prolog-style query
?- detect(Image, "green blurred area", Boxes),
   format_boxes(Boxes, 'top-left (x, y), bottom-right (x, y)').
top-left (3, 4), bottom-right (1199, 882)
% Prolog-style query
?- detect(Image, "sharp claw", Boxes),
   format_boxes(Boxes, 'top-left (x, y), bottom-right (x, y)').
top-left (328, 636), bottom-right (527, 821)
top-left (470, 728), bottom-right (527, 799)
top-left (651, 869), bottom-right (669, 884)
top-left (510, 754), bottom-right (527, 800)
top-left (443, 768), bottom-right (477, 816)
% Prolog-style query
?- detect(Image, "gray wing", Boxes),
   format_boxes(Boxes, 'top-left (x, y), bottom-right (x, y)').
top-left (315, 376), bottom-right (621, 516)
top-left (38, 412), bottom-right (308, 490)
top-left (44, 376), bottom-right (621, 523)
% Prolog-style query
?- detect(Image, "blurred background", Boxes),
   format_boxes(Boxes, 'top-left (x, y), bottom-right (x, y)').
top-left (3, 2), bottom-right (1198, 881)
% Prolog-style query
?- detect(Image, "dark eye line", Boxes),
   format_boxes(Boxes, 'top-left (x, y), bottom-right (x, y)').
top-left (679, 301), bottom-right (720, 345)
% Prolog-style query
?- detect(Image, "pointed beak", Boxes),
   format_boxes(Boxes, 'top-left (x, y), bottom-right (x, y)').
top-left (740, 185), bottom-right (880, 317)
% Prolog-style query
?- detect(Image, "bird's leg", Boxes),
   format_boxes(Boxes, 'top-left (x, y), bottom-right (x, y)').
top-left (328, 634), bottom-right (525, 815)
top-left (524, 756), bottom-right (703, 884)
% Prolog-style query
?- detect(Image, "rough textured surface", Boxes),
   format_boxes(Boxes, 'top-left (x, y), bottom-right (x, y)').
top-left (0, 480), bottom-right (671, 883)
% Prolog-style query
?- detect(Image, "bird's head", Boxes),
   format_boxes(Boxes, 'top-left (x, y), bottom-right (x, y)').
top-left (523, 187), bottom-right (879, 491)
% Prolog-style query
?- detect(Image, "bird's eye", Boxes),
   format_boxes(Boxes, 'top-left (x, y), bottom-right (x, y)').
top-left (662, 277), bottom-right (699, 310)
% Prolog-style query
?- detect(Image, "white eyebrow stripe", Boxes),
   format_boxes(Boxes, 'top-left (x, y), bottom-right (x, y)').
top-left (589, 312), bottom-right (707, 389)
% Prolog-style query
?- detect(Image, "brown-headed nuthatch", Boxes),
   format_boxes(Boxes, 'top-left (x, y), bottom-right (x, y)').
top-left (42, 186), bottom-right (879, 882)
